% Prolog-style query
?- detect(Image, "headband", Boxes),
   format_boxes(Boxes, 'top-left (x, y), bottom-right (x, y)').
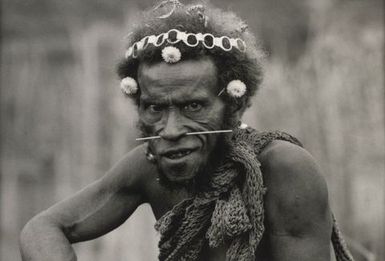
top-left (125, 29), bottom-right (247, 59)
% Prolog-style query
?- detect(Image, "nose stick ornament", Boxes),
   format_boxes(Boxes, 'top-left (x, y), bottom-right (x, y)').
top-left (136, 129), bottom-right (233, 141)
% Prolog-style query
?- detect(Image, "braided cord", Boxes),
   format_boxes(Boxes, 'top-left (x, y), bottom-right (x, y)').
top-left (331, 216), bottom-right (355, 261)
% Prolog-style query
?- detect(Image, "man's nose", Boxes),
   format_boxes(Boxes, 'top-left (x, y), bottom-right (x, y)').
top-left (159, 110), bottom-right (187, 141)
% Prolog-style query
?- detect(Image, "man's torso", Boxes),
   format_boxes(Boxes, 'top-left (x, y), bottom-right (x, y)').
top-left (141, 142), bottom-right (274, 260)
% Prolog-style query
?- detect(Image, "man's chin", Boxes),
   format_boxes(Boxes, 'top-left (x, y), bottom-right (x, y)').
top-left (164, 175), bottom-right (194, 184)
top-left (159, 162), bottom-right (199, 182)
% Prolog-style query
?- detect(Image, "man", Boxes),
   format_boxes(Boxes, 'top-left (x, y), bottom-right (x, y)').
top-left (19, 1), bottom-right (354, 260)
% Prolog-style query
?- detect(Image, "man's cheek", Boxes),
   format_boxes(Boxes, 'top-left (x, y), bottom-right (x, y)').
top-left (137, 120), bottom-right (157, 136)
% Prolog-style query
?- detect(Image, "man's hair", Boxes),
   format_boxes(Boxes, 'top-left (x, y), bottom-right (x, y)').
top-left (117, 1), bottom-right (265, 118)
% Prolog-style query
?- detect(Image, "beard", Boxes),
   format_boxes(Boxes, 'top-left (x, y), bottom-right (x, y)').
top-left (155, 134), bottom-right (229, 191)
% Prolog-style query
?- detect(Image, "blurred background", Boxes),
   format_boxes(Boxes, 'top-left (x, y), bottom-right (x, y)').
top-left (1, 0), bottom-right (384, 260)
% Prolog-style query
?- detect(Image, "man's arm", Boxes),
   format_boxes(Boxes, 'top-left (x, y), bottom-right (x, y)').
top-left (19, 144), bottom-right (154, 261)
top-left (259, 140), bottom-right (332, 261)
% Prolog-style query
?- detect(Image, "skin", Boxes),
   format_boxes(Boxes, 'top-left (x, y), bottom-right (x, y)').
top-left (19, 57), bottom-right (332, 261)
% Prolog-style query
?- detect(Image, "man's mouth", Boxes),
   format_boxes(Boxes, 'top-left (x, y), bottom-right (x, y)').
top-left (161, 148), bottom-right (197, 160)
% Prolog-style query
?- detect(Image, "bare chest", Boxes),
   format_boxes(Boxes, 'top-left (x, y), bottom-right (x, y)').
top-left (145, 179), bottom-right (191, 219)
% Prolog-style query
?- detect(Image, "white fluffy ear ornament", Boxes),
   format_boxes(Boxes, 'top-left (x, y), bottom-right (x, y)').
top-left (120, 76), bottom-right (138, 95)
top-left (218, 80), bottom-right (247, 98)
top-left (162, 46), bottom-right (182, 63)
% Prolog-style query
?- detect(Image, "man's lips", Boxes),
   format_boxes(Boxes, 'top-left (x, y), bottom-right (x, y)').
top-left (160, 147), bottom-right (198, 160)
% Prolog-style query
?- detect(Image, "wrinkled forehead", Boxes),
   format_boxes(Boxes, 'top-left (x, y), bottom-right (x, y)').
top-left (137, 57), bottom-right (218, 94)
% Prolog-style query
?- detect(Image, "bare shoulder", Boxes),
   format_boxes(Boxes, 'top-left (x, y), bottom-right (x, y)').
top-left (259, 140), bottom-right (332, 237)
top-left (104, 143), bottom-right (157, 194)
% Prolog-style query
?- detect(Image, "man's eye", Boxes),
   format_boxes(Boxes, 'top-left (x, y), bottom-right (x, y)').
top-left (184, 102), bottom-right (202, 112)
top-left (148, 104), bottom-right (163, 113)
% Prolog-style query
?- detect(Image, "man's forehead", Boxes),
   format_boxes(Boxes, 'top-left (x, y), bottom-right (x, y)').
top-left (138, 57), bottom-right (217, 86)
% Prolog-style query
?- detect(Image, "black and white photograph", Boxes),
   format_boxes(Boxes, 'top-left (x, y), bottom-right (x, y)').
top-left (1, 0), bottom-right (384, 260)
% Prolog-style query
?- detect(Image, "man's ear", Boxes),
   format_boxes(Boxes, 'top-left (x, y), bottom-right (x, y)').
top-left (232, 101), bottom-right (245, 115)
top-left (229, 102), bottom-right (244, 124)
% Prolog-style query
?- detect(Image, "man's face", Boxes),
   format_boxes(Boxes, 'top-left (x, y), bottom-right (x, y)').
top-left (137, 57), bottom-right (226, 183)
